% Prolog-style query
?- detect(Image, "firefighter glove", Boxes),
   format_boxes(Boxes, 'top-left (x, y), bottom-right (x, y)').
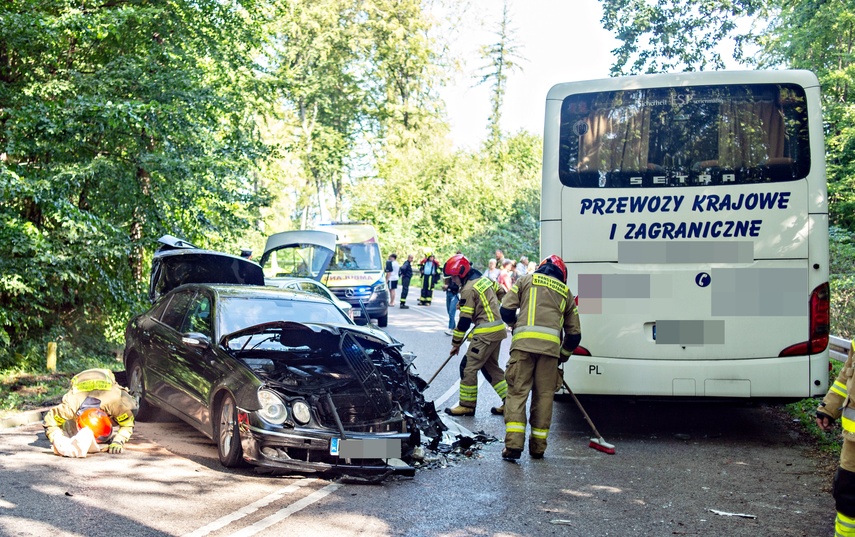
top-left (816, 412), bottom-right (836, 431)
top-left (108, 441), bottom-right (125, 454)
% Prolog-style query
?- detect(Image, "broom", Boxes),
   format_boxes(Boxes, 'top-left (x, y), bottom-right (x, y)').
top-left (562, 379), bottom-right (616, 454)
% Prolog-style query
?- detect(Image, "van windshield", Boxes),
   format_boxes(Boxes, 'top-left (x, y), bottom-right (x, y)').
top-left (325, 242), bottom-right (383, 271)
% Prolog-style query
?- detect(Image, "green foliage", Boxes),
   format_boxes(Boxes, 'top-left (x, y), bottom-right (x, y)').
top-left (350, 130), bottom-right (542, 270)
top-left (0, 0), bottom-right (272, 363)
top-left (831, 226), bottom-right (855, 340)
top-left (599, 0), bottom-right (766, 75)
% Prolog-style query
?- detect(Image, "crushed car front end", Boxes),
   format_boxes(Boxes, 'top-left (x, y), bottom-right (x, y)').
top-left (225, 321), bottom-right (443, 478)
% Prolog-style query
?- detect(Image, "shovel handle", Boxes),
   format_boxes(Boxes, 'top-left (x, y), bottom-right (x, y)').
top-left (426, 353), bottom-right (456, 387)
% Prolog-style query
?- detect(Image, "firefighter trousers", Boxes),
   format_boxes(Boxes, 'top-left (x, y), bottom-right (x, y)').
top-left (834, 440), bottom-right (855, 535)
top-left (457, 337), bottom-right (507, 408)
top-left (504, 349), bottom-right (559, 454)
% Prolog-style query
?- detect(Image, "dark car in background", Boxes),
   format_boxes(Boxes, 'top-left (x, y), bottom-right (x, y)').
top-left (123, 236), bottom-right (443, 478)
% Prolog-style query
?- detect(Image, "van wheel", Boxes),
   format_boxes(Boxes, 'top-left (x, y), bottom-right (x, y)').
top-left (377, 314), bottom-right (388, 327)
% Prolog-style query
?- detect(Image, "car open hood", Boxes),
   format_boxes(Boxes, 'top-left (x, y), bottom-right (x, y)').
top-left (259, 230), bottom-right (336, 283)
top-left (149, 236), bottom-right (265, 301)
top-left (223, 320), bottom-right (444, 439)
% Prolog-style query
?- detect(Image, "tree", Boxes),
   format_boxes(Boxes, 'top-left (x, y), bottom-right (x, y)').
top-left (599, 0), bottom-right (766, 75)
top-left (265, 0), bottom-right (446, 224)
top-left (349, 129), bottom-right (542, 269)
top-left (0, 0), bottom-right (271, 360)
top-left (475, 0), bottom-right (526, 154)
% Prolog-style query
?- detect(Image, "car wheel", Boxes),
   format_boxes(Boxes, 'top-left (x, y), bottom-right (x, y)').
top-left (216, 393), bottom-right (244, 467)
top-left (377, 314), bottom-right (388, 327)
top-left (128, 360), bottom-right (156, 421)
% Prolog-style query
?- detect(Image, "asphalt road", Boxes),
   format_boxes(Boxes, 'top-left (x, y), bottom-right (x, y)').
top-left (0, 294), bottom-right (838, 536)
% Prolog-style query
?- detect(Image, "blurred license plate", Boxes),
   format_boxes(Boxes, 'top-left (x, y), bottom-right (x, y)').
top-left (353, 310), bottom-right (361, 317)
top-left (330, 438), bottom-right (401, 459)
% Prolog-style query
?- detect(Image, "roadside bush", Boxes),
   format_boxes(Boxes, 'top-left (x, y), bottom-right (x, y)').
top-left (831, 226), bottom-right (855, 340)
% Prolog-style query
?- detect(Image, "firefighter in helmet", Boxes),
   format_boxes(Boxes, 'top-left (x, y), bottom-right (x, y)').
top-left (443, 254), bottom-right (508, 416)
top-left (817, 342), bottom-right (855, 536)
top-left (43, 368), bottom-right (137, 457)
top-left (499, 255), bottom-right (581, 460)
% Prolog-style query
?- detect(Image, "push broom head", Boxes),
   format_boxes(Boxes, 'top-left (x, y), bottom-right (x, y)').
top-left (589, 437), bottom-right (616, 454)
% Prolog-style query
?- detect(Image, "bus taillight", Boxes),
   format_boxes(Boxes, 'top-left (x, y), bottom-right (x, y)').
top-left (779, 282), bottom-right (830, 357)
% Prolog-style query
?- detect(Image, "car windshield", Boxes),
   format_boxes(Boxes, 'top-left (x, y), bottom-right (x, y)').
top-left (219, 296), bottom-right (350, 336)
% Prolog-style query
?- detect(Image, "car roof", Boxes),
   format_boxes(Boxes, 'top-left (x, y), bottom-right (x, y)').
top-left (190, 283), bottom-right (335, 303)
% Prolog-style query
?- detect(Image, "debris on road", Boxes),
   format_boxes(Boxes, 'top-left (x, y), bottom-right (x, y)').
top-left (709, 509), bottom-right (757, 519)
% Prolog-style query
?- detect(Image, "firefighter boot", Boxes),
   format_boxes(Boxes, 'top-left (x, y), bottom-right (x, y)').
top-left (444, 404), bottom-right (475, 417)
top-left (502, 447), bottom-right (522, 460)
top-left (490, 401), bottom-right (504, 415)
top-left (529, 438), bottom-right (546, 459)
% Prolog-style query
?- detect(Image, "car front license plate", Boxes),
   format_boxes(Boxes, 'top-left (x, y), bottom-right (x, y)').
top-left (330, 438), bottom-right (401, 459)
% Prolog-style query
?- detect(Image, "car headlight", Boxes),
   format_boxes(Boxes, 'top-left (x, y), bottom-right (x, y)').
top-left (369, 281), bottom-right (388, 301)
top-left (257, 389), bottom-right (288, 425)
top-left (291, 400), bottom-right (311, 425)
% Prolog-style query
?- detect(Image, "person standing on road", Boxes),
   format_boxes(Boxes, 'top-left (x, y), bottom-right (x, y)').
top-left (443, 254), bottom-right (508, 416)
top-left (418, 254), bottom-right (439, 306)
top-left (385, 253), bottom-right (400, 306)
top-left (817, 342), bottom-right (855, 536)
top-left (442, 275), bottom-right (460, 336)
top-left (43, 368), bottom-right (137, 457)
top-left (499, 255), bottom-right (581, 460)
top-left (398, 254), bottom-right (414, 309)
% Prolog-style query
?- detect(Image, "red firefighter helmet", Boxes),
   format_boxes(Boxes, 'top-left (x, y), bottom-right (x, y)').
top-left (76, 408), bottom-right (113, 443)
top-left (539, 254), bottom-right (568, 283)
top-left (443, 254), bottom-right (471, 279)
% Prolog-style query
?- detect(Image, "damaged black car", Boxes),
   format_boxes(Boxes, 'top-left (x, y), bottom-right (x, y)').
top-left (123, 236), bottom-right (445, 479)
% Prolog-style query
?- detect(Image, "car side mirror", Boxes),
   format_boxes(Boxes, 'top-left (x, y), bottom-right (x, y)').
top-left (182, 333), bottom-right (212, 348)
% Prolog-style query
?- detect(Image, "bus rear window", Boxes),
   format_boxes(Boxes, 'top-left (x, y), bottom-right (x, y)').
top-left (558, 84), bottom-right (810, 188)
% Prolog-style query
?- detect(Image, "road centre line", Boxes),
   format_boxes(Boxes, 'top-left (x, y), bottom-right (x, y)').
top-left (225, 482), bottom-right (343, 537)
top-left (433, 376), bottom-right (486, 408)
top-left (183, 478), bottom-right (316, 537)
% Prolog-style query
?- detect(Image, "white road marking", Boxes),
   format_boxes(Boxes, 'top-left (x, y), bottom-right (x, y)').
top-left (183, 478), bottom-right (316, 537)
top-left (226, 482), bottom-right (343, 537)
top-left (434, 376), bottom-right (486, 407)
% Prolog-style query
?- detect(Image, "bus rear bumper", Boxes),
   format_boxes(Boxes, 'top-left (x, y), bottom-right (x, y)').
top-left (561, 352), bottom-right (829, 399)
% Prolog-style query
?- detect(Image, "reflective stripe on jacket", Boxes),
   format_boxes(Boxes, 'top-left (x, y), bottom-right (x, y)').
top-left (452, 277), bottom-right (507, 346)
top-left (501, 273), bottom-right (581, 357)
top-left (820, 341), bottom-right (855, 441)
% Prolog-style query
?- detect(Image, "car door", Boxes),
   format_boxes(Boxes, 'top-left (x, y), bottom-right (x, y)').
top-left (173, 290), bottom-right (235, 435)
top-left (146, 289), bottom-right (197, 412)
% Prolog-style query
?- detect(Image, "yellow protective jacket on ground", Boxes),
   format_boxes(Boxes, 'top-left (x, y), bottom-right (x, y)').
top-left (451, 276), bottom-right (507, 346)
top-left (501, 273), bottom-right (581, 359)
top-left (43, 369), bottom-right (137, 444)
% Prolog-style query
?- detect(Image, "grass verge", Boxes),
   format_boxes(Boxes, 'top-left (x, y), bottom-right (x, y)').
top-left (783, 359), bottom-right (844, 456)
top-left (0, 353), bottom-right (122, 419)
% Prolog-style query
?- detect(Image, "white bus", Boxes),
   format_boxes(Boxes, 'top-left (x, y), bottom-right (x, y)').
top-left (541, 70), bottom-right (830, 399)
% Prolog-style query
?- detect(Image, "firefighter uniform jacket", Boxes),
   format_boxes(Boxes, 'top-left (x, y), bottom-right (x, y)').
top-left (819, 344), bottom-right (855, 471)
top-left (43, 369), bottom-right (137, 445)
top-left (451, 276), bottom-right (507, 345)
top-left (501, 273), bottom-right (581, 359)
